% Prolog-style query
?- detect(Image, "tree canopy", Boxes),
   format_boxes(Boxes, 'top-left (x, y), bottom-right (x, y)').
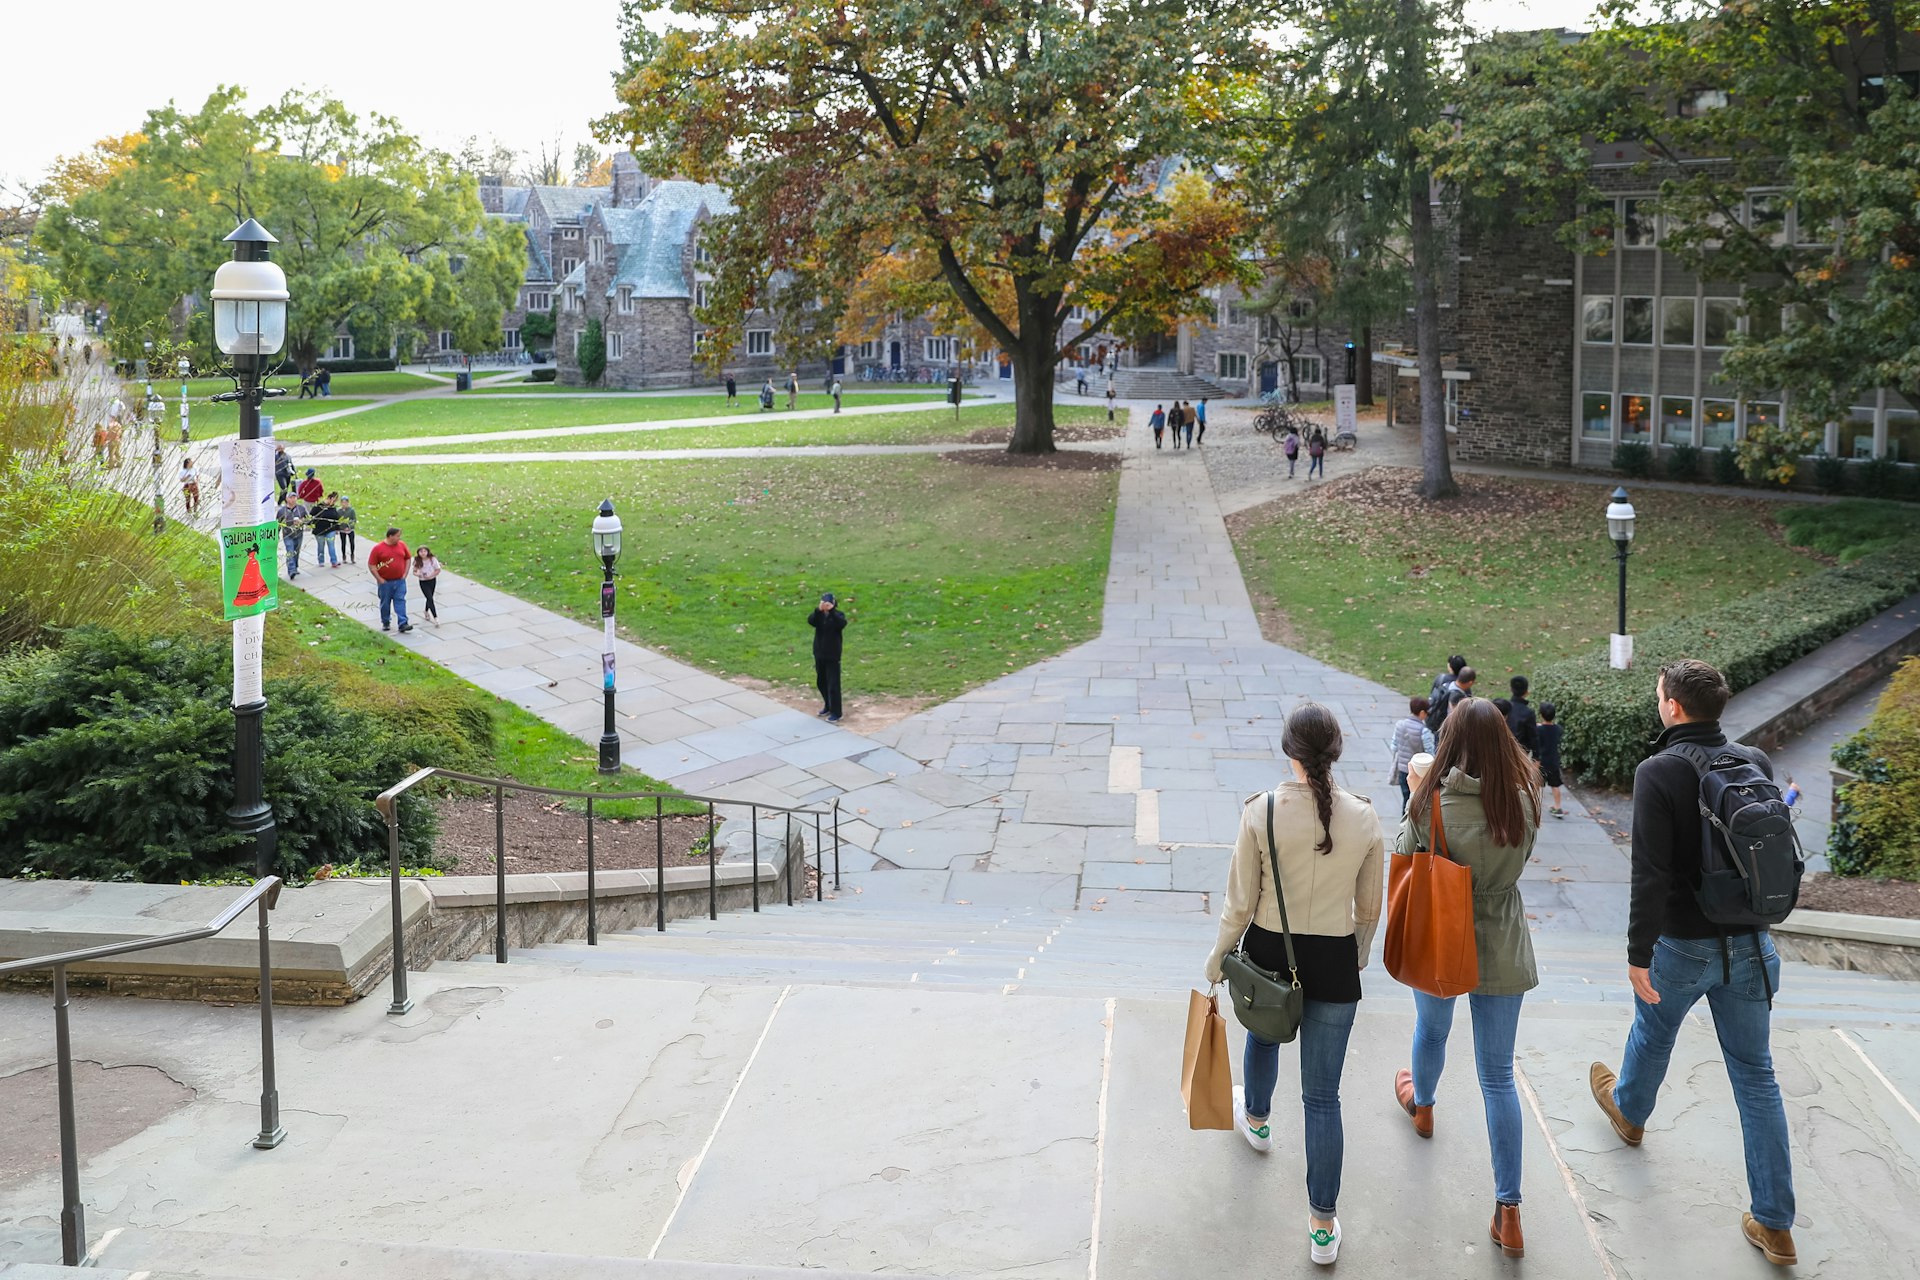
top-left (600, 0), bottom-right (1265, 452)
top-left (35, 88), bottom-right (523, 369)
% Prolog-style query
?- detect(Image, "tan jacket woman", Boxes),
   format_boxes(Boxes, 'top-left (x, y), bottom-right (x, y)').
top-left (1199, 703), bottom-right (1386, 1268)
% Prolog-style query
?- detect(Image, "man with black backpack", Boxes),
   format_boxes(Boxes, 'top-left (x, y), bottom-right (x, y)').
top-left (1589, 658), bottom-right (1802, 1268)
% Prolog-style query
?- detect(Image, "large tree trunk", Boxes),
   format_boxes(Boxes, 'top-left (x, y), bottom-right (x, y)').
top-left (1409, 176), bottom-right (1458, 499)
top-left (1356, 324), bottom-right (1374, 405)
top-left (1007, 332), bottom-right (1059, 454)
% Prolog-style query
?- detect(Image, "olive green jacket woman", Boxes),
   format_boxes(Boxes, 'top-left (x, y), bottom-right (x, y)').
top-left (1395, 767), bottom-right (1539, 997)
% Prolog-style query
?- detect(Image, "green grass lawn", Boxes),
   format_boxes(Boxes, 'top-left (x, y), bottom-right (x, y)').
top-left (277, 391), bottom-right (961, 445)
top-left (336, 454), bottom-right (1120, 700)
top-left (186, 398), bottom-right (371, 440)
top-left (171, 370), bottom-right (445, 400)
top-left (1229, 468), bottom-right (1831, 696)
top-left (364, 403), bottom-right (1113, 455)
top-left (467, 381), bottom-right (987, 396)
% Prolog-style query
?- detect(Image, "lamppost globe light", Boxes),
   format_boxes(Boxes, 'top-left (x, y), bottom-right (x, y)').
top-left (211, 257), bottom-right (290, 357)
top-left (591, 497), bottom-right (623, 562)
top-left (177, 356), bottom-right (192, 378)
top-left (1606, 485), bottom-right (1637, 547)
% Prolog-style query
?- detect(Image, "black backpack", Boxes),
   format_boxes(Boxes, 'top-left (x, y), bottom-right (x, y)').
top-left (1664, 744), bottom-right (1803, 926)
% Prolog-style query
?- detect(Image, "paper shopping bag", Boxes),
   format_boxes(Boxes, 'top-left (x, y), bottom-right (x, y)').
top-left (1181, 987), bottom-right (1234, 1130)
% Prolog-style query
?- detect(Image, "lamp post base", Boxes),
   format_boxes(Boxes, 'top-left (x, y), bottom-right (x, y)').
top-left (598, 733), bottom-right (621, 774)
top-left (1609, 634), bottom-right (1634, 671)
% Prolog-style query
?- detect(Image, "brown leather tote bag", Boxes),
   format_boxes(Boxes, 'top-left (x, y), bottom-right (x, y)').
top-left (1385, 791), bottom-right (1480, 998)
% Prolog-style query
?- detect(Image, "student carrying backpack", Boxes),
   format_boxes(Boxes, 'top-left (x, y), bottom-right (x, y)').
top-left (1588, 658), bottom-right (1803, 1268)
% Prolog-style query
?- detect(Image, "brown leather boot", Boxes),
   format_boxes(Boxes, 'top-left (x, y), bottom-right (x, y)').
top-left (1589, 1062), bottom-right (1644, 1146)
top-left (1743, 1213), bottom-right (1797, 1266)
top-left (1490, 1202), bottom-right (1524, 1259)
top-left (1394, 1067), bottom-right (1433, 1138)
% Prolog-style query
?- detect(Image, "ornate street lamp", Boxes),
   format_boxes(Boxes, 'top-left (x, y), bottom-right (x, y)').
top-left (146, 389), bottom-right (166, 534)
top-left (210, 220), bottom-right (290, 878)
top-left (592, 498), bottom-right (624, 773)
top-left (1606, 486), bottom-right (1637, 670)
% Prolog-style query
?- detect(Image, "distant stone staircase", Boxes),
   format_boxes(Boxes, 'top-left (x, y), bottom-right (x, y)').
top-left (1110, 368), bottom-right (1231, 403)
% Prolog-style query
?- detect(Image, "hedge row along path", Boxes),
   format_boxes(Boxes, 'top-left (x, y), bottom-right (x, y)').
top-left (258, 396), bottom-right (1632, 922)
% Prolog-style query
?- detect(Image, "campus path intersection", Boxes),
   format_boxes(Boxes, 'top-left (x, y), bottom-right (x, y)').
top-left (280, 410), bottom-right (1630, 922)
top-left (12, 399), bottom-right (1920, 1279)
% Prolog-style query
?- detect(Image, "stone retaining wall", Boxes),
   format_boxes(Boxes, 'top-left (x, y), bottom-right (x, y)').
top-left (1772, 910), bottom-right (1920, 981)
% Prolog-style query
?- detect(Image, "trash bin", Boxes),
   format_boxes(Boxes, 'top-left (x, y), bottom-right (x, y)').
top-left (454, 371), bottom-right (472, 391)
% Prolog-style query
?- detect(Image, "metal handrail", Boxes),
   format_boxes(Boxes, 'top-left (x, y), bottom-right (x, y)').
top-left (2, 877), bottom-right (287, 1266)
top-left (372, 768), bottom-right (843, 1017)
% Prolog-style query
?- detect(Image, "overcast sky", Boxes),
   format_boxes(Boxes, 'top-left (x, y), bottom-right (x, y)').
top-left (2, 0), bottom-right (1601, 193)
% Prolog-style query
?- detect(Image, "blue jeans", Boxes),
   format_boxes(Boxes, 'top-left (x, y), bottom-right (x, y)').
top-left (281, 531), bottom-right (302, 575)
top-left (1309, 453), bottom-right (1325, 477)
top-left (1613, 933), bottom-right (1794, 1230)
top-left (1411, 990), bottom-right (1525, 1204)
top-left (1243, 1000), bottom-right (1358, 1218)
top-left (316, 532), bottom-right (339, 566)
top-left (377, 578), bottom-right (409, 628)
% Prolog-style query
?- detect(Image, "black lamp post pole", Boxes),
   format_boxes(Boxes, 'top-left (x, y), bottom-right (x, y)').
top-left (599, 551), bottom-right (620, 773)
top-left (1615, 540), bottom-right (1630, 639)
top-left (228, 233), bottom-right (278, 878)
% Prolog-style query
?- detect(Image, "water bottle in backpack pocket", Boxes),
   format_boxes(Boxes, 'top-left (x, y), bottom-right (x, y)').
top-left (1665, 744), bottom-right (1804, 925)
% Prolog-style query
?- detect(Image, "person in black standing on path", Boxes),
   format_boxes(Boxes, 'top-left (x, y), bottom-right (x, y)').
top-left (808, 592), bottom-right (849, 722)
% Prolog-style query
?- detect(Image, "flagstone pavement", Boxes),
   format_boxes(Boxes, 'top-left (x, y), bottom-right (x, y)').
top-left (281, 413), bottom-right (1632, 922)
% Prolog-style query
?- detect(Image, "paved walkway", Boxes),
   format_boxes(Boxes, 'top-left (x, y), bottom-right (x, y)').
top-left (277, 409), bottom-right (1629, 924)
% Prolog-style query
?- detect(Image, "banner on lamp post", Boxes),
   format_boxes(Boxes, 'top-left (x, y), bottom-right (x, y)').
top-left (1334, 384), bottom-right (1358, 436)
top-left (218, 438), bottom-right (280, 620)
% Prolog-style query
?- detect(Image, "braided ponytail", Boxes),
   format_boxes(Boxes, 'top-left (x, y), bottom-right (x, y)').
top-left (1280, 702), bottom-right (1345, 856)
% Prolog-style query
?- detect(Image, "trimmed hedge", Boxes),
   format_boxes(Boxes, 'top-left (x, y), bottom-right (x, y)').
top-left (1533, 541), bottom-right (1920, 788)
top-left (1831, 657), bottom-right (1920, 878)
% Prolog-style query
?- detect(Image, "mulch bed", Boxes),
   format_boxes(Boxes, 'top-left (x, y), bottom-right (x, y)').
top-left (962, 423), bottom-right (1124, 445)
top-left (943, 448), bottom-right (1121, 471)
top-left (436, 795), bottom-right (716, 876)
top-left (1796, 872), bottom-right (1920, 920)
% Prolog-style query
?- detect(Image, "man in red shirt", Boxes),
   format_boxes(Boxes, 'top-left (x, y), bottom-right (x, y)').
top-left (367, 526), bottom-right (412, 633)
top-left (296, 468), bottom-right (324, 504)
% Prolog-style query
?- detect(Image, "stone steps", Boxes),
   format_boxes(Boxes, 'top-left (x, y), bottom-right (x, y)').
top-left (441, 900), bottom-right (1920, 1023)
top-left (71, 1227), bottom-right (954, 1280)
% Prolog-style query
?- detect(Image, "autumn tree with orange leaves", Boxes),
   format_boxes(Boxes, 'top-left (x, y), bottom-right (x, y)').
top-left (600, 0), bottom-right (1267, 453)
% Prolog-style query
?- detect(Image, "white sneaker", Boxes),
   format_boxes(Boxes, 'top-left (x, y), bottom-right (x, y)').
top-left (1234, 1093), bottom-right (1272, 1153)
top-left (1309, 1217), bottom-right (1341, 1265)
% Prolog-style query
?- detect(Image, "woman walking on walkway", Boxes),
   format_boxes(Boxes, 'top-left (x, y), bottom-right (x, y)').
top-left (1205, 703), bottom-right (1385, 1267)
top-left (413, 545), bottom-right (443, 622)
top-left (1392, 697), bottom-right (1540, 1258)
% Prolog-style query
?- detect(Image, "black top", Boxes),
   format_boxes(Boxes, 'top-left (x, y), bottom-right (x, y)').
top-left (807, 606), bottom-right (848, 659)
top-left (309, 503), bottom-right (338, 536)
top-left (1535, 722), bottom-right (1562, 773)
top-left (1628, 720), bottom-right (1774, 967)
top-left (1508, 695), bottom-right (1538, 754)
top-left (1243, 923), bottom-right (1361, 1004)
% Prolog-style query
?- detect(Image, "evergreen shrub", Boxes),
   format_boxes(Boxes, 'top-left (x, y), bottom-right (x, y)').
top-left (0, 628), bottom-right (489, 883)
top-left (1830, 657), bottom-right (1920, 878)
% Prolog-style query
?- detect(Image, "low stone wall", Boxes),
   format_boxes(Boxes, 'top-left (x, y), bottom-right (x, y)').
top-left (0, 825), bottom-right (816, 1005)
top-left (0, 878), bottom-right (434, 1006)
top-left (1772, 910), bottom-right (1920, 981)
top-left (1723, 593), bottom-right (1920, 753)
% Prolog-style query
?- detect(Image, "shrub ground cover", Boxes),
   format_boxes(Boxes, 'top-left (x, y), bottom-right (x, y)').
top-left (337, 454), bottom-right (1120, 700)
top-left (365, 403), bottom-right (1112, 455)
top-left (1228, 467), bottom-right (1827, 695)
top-left (279, 391), bottom-right (959, 445)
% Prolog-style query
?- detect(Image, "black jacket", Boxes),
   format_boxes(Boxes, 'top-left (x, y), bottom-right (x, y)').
top-left (1627, 720), bottom-right (1773, 967)
top-left (808, 606), bottom-right (847, 660)
top-left (1429, 683), bottom-right (1474, 737)
top-left (1508, 696), bottom-right (1538, 755)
